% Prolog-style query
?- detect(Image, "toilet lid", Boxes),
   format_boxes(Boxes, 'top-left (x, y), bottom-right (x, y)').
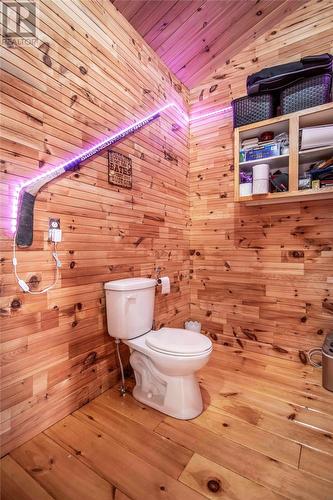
top-left (145, 328), bottom-right (212, 356)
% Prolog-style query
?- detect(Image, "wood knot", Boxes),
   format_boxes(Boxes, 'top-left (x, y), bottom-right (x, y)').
top-left (28, 275), bottom-right (40, 289)
top-left (70, 94), bottom-right (78, 107)
top-left (298, 351), bottom-right (308, 365)
top-left (39, 42), bottom-right (50, 53)
top-left (70, 261), bottom-right (76, 269)
top-left (83, 352), bottom-right (97, 366)
top-left (272, 345), bottom-right (288, 354)
top-left (207, 479), bottom-right (221, 493)
top-left (291, 250), bottom-right (304, 258)
top-left (31, 467), bottom-right (43, 473)
top-left (43, 54), bottom-right (52, 67)
top-left (11, 298), bottom-right (22, 309)
top-left (256, 10), bottom-right (262, 15)
top-left (79, 66), bottom-right (87, 75)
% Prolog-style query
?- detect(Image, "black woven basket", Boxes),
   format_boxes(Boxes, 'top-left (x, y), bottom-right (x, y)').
top-left (232, 94), bottom-right (274, 128)
top-left (280, 74), bottom-right (332, 114)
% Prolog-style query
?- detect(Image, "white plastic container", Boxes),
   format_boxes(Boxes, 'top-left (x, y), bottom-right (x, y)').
top-left (239, 182), bottom-right (252, 197)
top-left (185, 320), bottom-right (201, 333)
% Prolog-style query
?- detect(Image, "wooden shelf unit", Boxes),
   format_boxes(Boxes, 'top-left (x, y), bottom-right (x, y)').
top-left (234, 102), bottom-right (333, 204)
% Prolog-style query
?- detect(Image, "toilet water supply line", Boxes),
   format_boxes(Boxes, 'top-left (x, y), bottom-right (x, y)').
top-left (12, 102), bottom-right (232, 294)
top-left (115, 338), bottom-right (127, 396)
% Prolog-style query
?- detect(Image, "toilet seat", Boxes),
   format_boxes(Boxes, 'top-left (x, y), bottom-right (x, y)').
top-left (145, 328), bottom-right (212, 357)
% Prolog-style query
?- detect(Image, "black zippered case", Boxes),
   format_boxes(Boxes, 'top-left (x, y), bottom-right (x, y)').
top-left (247, 54), bottom-right (333, 95)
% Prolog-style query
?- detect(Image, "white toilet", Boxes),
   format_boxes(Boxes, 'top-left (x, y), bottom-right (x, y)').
top-left (104, 277), bottom-right (212, 419)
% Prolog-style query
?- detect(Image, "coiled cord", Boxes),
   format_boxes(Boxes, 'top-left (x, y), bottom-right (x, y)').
top-left (307, 348), bottom-right (322, 368)
top-left (13, 233), bottom-right (61, 294)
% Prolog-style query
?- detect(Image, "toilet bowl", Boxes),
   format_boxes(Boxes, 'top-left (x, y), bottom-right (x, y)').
top-left (104, 277), bottom-right (212, 419)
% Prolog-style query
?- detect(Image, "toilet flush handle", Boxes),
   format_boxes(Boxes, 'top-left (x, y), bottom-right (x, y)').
top-left (126, 294), bottom-right (136, 301)
top-left (125, 294), bottom-right (136, 312)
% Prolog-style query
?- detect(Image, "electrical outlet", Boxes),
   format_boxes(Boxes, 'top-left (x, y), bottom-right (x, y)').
top-left (48, 218), bottom-right (60, 241)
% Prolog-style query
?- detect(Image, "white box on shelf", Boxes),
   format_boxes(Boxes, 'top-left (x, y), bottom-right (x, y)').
top-left (240, 182), bottom-right (252, 197)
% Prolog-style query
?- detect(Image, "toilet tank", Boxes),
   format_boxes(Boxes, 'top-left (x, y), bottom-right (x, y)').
top-left (104, 278), bottom-right (156, 339)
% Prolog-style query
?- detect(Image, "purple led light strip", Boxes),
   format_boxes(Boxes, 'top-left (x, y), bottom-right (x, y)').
top-left (11, 102), bottom-right (231, 234)
top-left (190, 106), bottom-right (232, 122)
top-left (11, 102), bottom-right (187, 234)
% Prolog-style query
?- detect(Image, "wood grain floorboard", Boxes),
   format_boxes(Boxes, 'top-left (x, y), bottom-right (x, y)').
top-left (1, 347), bottom-right (333, 499)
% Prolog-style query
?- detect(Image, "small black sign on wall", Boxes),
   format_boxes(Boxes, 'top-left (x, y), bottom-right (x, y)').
top-left (108, 150), bottom-right (132, 189)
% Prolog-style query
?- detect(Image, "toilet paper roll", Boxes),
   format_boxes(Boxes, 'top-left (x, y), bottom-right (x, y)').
top-left (252, 163), bottom-right (269, 180)
top-left (159, 276), bottom-right (170, 295)
top-left (253, 178), bottom-right (269, 194)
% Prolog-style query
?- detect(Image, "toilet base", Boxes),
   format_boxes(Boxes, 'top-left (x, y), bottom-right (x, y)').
top-left (132, 372), bottom-right (203, 420)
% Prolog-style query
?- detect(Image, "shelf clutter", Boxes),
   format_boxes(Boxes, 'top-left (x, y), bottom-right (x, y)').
top-left (239, 130), bottom-right (289, 196)
top-left (232, 54), bottom-right (333, 204)
top-left (234, 103), bottom-right (333, 204)
top-left (299, 124), bottom-right (333, 190)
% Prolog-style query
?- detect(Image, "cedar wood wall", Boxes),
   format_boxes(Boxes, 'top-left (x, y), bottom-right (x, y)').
top-left (189, 0), bottom-right (333, 363)
top-left (1, 0), bottom-right (333, 457)
top-left (0, 0), bottom-right (189, 456)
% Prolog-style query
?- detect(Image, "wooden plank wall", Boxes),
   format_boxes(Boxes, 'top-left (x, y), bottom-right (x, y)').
top-left (189, 0), bottom-right (333, 364)
top-left (0, 0), bottom-right (189, 456)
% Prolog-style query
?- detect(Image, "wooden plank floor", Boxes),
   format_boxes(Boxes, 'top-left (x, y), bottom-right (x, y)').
top-left (1, 345), bottom-right (333, 499)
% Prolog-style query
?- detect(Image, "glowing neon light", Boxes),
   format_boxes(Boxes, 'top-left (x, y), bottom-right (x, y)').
top-left (190, 106), bottom-right (232, 122)
top-left (11, 101), bottom-right (231, 241)
top-left (12, 102), bottom-right (188, 243)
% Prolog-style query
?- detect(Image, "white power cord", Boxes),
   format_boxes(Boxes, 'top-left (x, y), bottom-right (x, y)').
top-left (307, 347), bottom-right (322, 368)
top-left (12, 234), bottom-right (61, 294)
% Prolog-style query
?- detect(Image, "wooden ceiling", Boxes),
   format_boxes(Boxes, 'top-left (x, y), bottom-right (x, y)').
top-left (112, 0), bottom-right (306, 88)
